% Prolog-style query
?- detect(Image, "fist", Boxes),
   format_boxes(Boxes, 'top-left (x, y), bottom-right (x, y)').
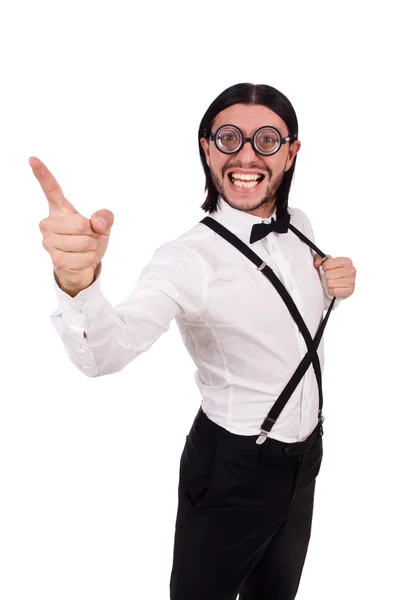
top-left (313, 253), bottom-right (356, 299)
top-left (31, 157), bottom-right (114, 296)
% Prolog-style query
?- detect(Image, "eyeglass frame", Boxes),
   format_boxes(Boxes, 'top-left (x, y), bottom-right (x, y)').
top-left (204, 124), bottom-right (298, 157)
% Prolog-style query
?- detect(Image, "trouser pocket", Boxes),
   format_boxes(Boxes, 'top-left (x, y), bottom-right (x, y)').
top-left (180, 422), bottom-right (220, 509)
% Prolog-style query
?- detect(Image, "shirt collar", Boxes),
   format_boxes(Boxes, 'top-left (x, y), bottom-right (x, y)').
top-left (209, 196), bottom-right (277, 243)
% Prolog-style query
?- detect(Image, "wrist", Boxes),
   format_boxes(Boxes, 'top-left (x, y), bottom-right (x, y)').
top-left (54, 265), bottom-right (101, 297)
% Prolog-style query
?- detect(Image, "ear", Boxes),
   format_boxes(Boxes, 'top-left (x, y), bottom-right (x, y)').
top-left (285, 140), bottom-right (301, 172)
top-left (200, 136), bottom-right (210, 167)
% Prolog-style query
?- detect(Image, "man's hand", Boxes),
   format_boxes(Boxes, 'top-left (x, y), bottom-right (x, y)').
top-left (313, 254), bottom-right (356, 299)
top-left (31, 156), bottom-right (114, 296)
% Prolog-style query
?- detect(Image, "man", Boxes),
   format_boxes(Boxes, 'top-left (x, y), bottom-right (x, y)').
top-left (32, 83), bottom-right (356, 600)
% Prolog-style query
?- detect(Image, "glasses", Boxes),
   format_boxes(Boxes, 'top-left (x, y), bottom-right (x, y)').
top-left (206, 124), bottom-right (297, 156)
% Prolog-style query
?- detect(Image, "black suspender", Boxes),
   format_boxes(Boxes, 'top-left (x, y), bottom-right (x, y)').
top-left (200, 216), bottom-right (336, 444)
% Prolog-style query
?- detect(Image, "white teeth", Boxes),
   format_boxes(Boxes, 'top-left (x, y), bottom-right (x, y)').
top-left (230, 172), bottom-right (263, 189)
top-left (233, 180), bottom-right (260, 188)
top-left (231, 172), bottom-right (262, 181)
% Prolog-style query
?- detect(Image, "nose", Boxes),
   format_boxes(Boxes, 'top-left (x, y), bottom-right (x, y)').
top-left (235, 139), bottom-right (260, 163)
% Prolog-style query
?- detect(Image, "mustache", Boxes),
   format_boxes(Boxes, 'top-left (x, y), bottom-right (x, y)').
top-left (221, 163), bottom-right (272, 177)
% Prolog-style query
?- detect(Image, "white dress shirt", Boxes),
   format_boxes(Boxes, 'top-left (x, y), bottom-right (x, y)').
top-left (50, 197), bottom-right (341, 442)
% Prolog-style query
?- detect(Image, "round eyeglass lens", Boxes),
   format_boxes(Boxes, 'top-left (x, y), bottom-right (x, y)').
top-left (254, 127), bottom-right (281, 154)
top-left (215, 126), bottom-right (242, 153)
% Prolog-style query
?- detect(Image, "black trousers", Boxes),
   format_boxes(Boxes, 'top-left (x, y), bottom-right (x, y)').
top-left (169, 407), bottom-right (323, 600)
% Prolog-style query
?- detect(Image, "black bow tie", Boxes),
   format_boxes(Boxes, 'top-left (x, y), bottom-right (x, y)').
top-left (249, 213), bottom-right (291, 244)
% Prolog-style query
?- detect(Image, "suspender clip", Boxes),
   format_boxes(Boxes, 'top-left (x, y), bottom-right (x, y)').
top-left (257, 261), bottom-right (266, 271)
top-left (256, 429), bottom-right (270, 445)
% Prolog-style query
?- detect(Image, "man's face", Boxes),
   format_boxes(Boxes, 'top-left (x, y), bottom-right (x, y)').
top-left (200, 103), bottom-right (301, 217)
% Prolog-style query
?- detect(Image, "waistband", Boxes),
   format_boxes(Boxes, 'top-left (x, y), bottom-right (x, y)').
top-left (193, 407), bottom-right (323, 456)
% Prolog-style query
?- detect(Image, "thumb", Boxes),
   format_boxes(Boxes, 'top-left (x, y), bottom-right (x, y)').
top-left (313, 253), bottom-right (324, 269)
top-left (90, 209), bottom-right (114, 234)
top-left (314, 253), bottom-right (332, 268)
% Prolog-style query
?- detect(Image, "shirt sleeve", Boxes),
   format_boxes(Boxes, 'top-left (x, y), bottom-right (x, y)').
top-left (49, 242), bottom-right (206, 377)
top-left (297, 210), bottom-right (343, 311)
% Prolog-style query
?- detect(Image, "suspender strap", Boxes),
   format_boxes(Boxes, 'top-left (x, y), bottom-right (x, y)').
top-left (200, 216), bottom-right (325, 406)
top-left (288, 223), bottom-right (327, 258)
top-left (254, 264), bottom-right (324, 415)
top-left (200, 215), bottom-right (335, 441)
top-left (259, 291), bottom-right (334, 435)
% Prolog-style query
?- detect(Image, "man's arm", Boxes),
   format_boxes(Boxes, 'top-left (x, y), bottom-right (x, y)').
top-left (50, 243), bottom-right (206, 377)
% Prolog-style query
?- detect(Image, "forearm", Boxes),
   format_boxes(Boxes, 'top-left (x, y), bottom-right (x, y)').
top-left (49, 246), bottom-right (195, 377)
top-left (50, 295), bottom-right (142, 378)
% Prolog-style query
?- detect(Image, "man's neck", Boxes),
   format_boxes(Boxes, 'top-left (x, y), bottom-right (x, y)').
top-left (243, 202), bottom-right (276, 220)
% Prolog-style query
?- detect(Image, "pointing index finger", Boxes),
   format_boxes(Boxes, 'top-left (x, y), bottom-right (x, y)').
top-left (29, 156), bottom-right (77, 215)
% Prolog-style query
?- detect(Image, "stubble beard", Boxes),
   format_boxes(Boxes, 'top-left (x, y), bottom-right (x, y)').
top-left (210, 167), bottom-right (285, 214)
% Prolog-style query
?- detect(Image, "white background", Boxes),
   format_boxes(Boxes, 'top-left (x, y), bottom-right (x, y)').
top-left (0, 0), bottom-right (396, 598)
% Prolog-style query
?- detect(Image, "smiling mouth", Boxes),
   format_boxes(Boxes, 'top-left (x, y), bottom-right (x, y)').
top-left (227, 172), bottom-right (265, 189)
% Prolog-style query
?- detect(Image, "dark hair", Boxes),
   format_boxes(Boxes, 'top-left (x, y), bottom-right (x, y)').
top-left (198, 83), bottom-right (299, 217)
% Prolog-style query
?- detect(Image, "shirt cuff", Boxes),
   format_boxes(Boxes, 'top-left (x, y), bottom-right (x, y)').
top-left (51, 263), bottom-right (105, 322)
top-left (319, 267), bottom-right (343, 310)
